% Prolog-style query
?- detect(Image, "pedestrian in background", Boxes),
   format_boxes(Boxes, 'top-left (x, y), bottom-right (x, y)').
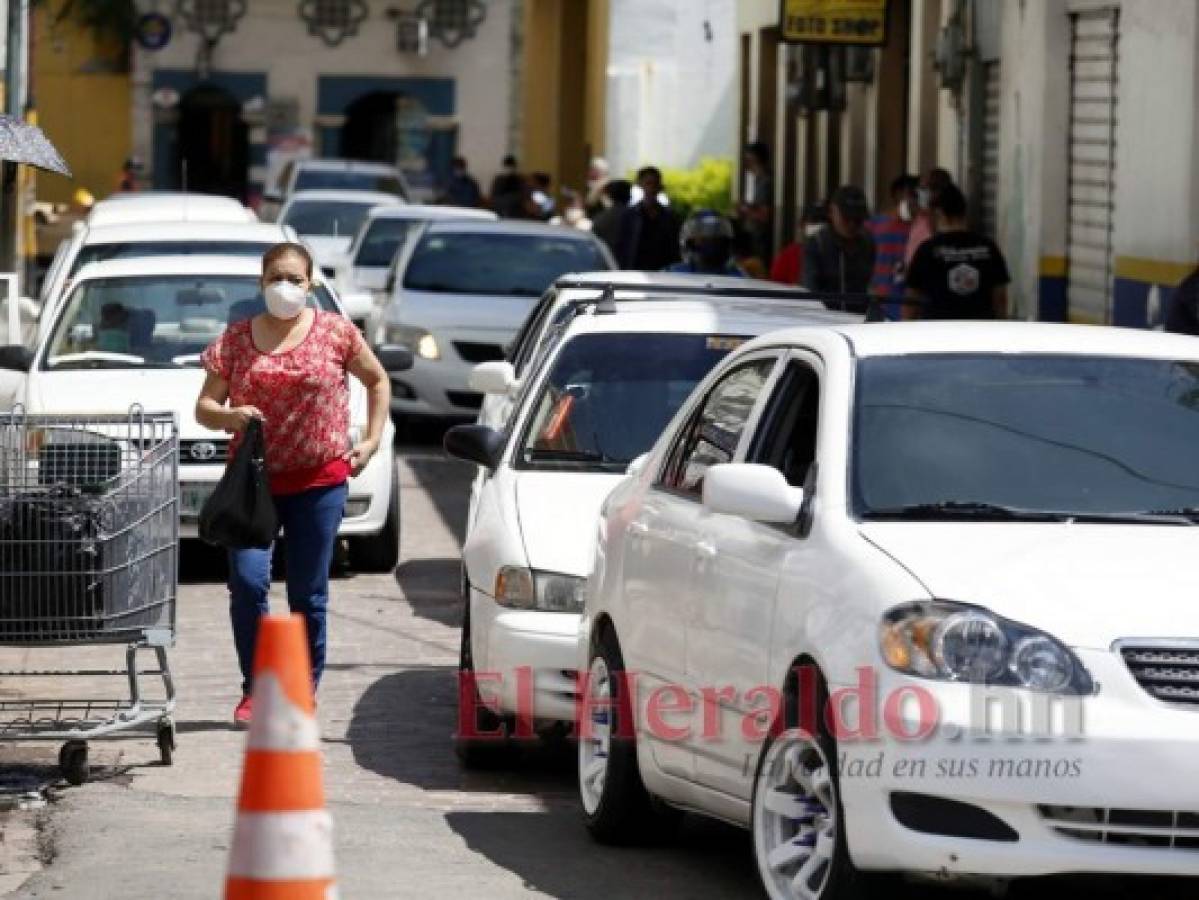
top-left (904, 167), bottom-right (954, 267)
top-left (195, 242), bottom-right (392, 724)
top-left (738, 141), bottom-right (774, 264)
top-left (1163, 262), bottom-right (1199, 334)
top-left (905, 184), bottom-right (1009, 320)
top-left (550, 189), bottom-right (593, 231)
top-left (591, 179), bottom-right (630, 257)
top-left (666, 210), bottom-right (744, 276)
top-left (584, 156), bottom-right (610, 217)
top-left (770, 203), bottom-right (825, 286)
top-left (868, 174), bottom-right (918, 318)
top-left (117, 156), bottom-right (142, 193)
top-left (528, 172), bottom-right (556, 220)
top-left (488, 154), bottom-right (527, 219)
top-left (618, 166), bottom-right (681, 270)
top-left (803, 185), bottom-right (876, 309)
top-left (440, 156), bottom-right (481, 208)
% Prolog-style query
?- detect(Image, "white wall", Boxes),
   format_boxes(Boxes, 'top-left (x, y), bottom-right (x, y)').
top-left (132, 0), bottom-right (513, 185)
top-left (605, 0), bottom-right (738, 176)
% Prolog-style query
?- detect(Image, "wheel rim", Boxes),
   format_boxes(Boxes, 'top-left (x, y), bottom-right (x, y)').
top-left (752, 729), bottom-right (838, 900)
top-left (578, 654), bottom-right (612, 815)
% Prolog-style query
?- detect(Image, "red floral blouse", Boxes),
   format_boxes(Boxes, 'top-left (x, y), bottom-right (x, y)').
top-left (201, 312), bottom-right (364, 492)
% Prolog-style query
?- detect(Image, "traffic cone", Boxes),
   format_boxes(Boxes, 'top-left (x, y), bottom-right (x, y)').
top-left (225, 614), bottom-right (336, 899)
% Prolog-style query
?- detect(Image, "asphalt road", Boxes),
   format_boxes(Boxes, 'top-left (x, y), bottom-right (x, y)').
top-left (0, 432), bottom-right (1195, 898)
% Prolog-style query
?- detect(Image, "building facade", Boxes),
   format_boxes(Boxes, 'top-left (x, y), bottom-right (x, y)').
top-left (130, 0), bottom-right (517, 205)
top-left (739, 0), bottom-right (1199, 325)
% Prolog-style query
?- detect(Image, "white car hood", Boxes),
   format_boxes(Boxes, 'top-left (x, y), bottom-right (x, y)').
top-left (514, 470), bottom-right (623, 577)
top-left (26, 368), bottom-right (369, 439)
top-left (860, 522), bottom-right (1199, 649)
top-left (305, 236), bottom-right (352, 268)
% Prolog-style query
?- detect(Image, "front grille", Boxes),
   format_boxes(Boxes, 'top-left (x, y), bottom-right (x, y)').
top-left (180, 439), bottom-right (229, 464)
top-left (453, 341), bottom-right (505, 364)
top-left (446, 391), bottom-right (483, 411)
top-left (1040, 805), bottom-right (1199, 850)
top-left (1120, 644), bottom-right (1199, 706)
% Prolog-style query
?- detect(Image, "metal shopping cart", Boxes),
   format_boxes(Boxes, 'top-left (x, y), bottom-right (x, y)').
top-left (0, 406), bottom-right (178, 785)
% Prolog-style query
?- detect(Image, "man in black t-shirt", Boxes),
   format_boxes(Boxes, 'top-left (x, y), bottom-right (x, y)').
top-left (904, 184), bottom-right (1010, 320)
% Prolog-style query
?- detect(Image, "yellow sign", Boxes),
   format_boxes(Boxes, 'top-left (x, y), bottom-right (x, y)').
top-left (780, 0), bottom-right (889, 45)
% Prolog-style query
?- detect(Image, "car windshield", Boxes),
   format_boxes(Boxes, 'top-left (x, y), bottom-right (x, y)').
top-left (294, 170), bottom-right (405, 197)
top-left (42, 276), bottom-right (337, 370)
top-left (403, 232), bottom-right (609, 296)
top-left (853, 354), bottom-right (1199, 519)
top-left (354, 219), bottom-right (415, 268)
top-left (282, 201), bottom-right (376, 237)
top-left (70, 242), bottom-right (270, 276)
top-left (519, 332), bottom-right (742, 471)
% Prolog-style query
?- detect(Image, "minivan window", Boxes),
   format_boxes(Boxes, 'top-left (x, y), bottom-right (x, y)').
top-left (404, 233), bottom-right (610, 297)
top-left (282, 201), bottom-right (377, 238)
top-left (294, 170), bottom-right (405, 197)
top-left (354, 219), bottom-right (415, 268)
top-left (854, 354), bottom-right (1199, 519)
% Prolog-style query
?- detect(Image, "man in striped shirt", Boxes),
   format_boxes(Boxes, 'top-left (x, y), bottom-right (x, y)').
top-left (867, 174), bottom-right (918, 319)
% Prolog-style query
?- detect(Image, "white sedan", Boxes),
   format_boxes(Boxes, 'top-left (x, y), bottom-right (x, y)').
top-left (444, 291), bottom-right (854, 766)
top-left (0, 255), bottom-right (410, 571)
top-left (278, 189), bottom-right (404, 277)
top-left (581, 321), bottom-right (1199, 896)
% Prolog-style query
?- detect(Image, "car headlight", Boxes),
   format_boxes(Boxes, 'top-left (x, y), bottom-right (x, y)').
top-left (493, 566), bottom-right (585, 613)
top-left (880, 601), bottom-right (1093, 694)
top-left (384, 324), bottom-right (439, 360)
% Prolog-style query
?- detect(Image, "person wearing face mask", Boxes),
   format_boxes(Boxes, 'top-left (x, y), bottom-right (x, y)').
top-left (867, 174), bottom-right (919, 319)
top-left (904, 167), bottom-right (954, 268)
top-left (195, 242), bottom-right (392, 725)
top-left (803, 184), bottom-right (876, 311)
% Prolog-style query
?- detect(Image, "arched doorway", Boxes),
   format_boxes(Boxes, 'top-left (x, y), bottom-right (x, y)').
top-left (342, 92), bottom-right (401, 164)
top-left (177, 85), bottom-right (249, 199)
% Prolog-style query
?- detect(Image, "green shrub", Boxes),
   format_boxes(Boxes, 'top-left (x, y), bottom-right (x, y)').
top-left (634, 158), bottom-right (734, 221)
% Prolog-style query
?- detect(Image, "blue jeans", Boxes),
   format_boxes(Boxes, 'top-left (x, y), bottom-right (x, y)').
top-left (227, 482), bottom-right (347, 695)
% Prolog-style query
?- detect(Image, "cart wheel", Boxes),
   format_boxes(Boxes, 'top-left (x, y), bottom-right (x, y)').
top-left (60, 740), bottom-right (89, 786)
top-left (157, 719), bottom-right (176, 766)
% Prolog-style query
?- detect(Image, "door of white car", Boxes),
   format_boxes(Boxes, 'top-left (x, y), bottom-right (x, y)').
top-left (689, 355), bottom-right (823, 798)
top-left (627, 356), bottom-right (778, 780)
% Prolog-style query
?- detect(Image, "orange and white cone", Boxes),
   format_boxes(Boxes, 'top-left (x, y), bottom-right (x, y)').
top-left (225, 614), bottom-right (336, 900)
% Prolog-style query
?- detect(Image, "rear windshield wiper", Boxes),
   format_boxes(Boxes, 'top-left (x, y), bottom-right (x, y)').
top-left (864, 501), bottom-right (1192, 525)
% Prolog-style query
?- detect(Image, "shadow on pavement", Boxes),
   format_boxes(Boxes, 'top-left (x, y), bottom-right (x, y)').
top-left (404, 455), bottom-right (473, 547)
top-left (394, 557), bottom-right (463, 628)
top-left (445, 811), bottom-right (758, 899)
top-left (344, 666), bottom-right (576, 797)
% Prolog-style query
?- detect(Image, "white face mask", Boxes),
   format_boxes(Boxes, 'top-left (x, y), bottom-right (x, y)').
top-left (898, 199), bottom-right (914, 222)
top-left (263, 280), bottom-right (308, 320)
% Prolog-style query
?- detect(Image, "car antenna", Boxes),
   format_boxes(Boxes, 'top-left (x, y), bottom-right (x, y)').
top-left (594, 284), bottom-right (618, 315)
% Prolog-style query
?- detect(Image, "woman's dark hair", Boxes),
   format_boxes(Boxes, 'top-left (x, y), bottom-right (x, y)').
top-left (262, 242), bottom-right (314, 279)
top-left (938, 184), bottom-right (968, 219)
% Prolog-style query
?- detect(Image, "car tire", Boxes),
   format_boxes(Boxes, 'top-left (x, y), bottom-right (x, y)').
top-left (579, 628), bottom-right (680, 845)
top-left (750, 671), bottom-right (880, 900)
top-left (454, 599), bottom-right (512, 769)
top-left (349, 476), bottom-right (400, 574)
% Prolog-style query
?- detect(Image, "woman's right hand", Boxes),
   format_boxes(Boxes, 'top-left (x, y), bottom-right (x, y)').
top-left (223, 406), bottom-right (264, 434)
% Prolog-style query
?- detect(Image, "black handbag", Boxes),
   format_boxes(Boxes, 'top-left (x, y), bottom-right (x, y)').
top-left (198, 418), bottom-right (278, 550)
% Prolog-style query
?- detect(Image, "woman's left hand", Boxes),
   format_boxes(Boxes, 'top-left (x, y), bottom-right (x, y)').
top-left (346, 437), bottom-right (380, 476)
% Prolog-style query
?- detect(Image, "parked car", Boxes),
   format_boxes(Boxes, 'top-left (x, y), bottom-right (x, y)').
top-left (374, 220), bottom-right (615, 420)
top-left (278, 189), bottom-right (404, 277)
top-left (444, 288), bottom-right (856, 766)
top-left (263, 159), bottom-right (411, 220)
top-left (334, 204), bottom-right (498, 300)
top-left (0, 255), bottom-right (410, 571)
top-left (471, 271), bottom-right (831, 433)
top-left (85, 192), bottom-right (256, 229)
top-left (579, 321), bottom-right (1199, 895)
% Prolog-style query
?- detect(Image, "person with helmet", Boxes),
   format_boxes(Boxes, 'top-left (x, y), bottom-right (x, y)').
top-left (666, 209), bottom-right (745, 276)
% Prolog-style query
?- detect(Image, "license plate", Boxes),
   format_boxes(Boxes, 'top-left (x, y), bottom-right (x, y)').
top-left (180, 482), bottom-right (214, 519)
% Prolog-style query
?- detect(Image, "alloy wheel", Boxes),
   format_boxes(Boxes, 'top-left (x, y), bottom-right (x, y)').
top-left (753, 729), bottom-right (839, 900)
top-left (578, 653), bottom-right (612, 815)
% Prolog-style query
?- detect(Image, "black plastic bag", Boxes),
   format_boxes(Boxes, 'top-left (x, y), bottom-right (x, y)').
top-left (198, 418), bottom-right (277, 549)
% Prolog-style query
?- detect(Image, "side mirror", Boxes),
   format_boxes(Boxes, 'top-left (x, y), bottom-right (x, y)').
top-left (702, 463), bottom-right (804, 524)
top-left (341, 291), bottom-right (373, 322)
top-left (444, 424), bottom-right (505, 470)
top-left (374, 344), bottom-right (413, 372)
top-left (0, 344), bottom-right (32, 372)
top-left (468, 360), bottom-right (518, 396)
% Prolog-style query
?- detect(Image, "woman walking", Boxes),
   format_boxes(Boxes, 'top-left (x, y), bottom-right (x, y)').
top-left (196, 242), bottom-right (391, 723)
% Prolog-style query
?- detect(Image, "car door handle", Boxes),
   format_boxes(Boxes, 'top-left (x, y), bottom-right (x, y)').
top-left (695, 540), bottom-right (717, 558)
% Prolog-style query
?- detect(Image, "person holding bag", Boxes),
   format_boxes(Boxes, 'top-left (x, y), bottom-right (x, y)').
top-left (196, 242), bottom-right (392, 724)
